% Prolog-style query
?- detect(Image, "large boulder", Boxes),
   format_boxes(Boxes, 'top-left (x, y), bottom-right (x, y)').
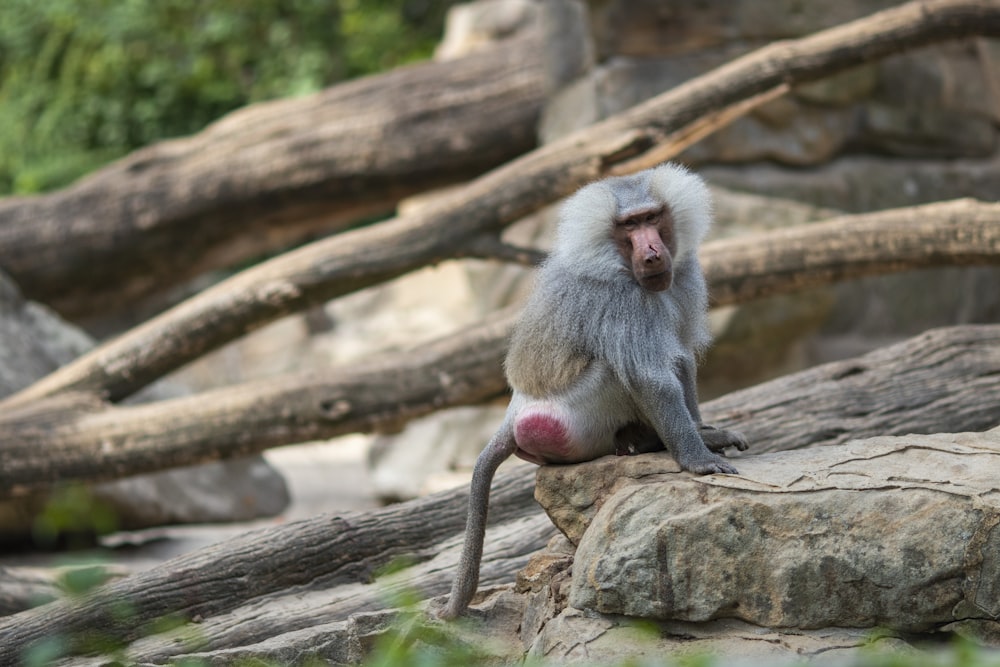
top-left (0, 269), bottom-right (289, 542)
top-left (535, 428), bottom-right (1000, 635)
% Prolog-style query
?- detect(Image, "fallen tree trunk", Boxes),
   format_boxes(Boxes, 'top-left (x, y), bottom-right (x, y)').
top-left (0, 324), bottom-right (997, 662)
top-left (0, 311), bottom-right (513, 495)
top-left (0, 36), bottom-right (546, 321)
top-left (0, 201), bottom-right (997, 495)
top-left (700, 198), bottom-right (1000, 306)
top-left (3, 0), bottom-right (996, 410)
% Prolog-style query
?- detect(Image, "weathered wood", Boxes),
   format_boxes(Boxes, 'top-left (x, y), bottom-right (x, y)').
top-left (0, 465), bottom-right (543, 660)
top-left (0, 311), bottom-right (514, 495)
top-left (0, 201), bottom-right (998, 493)
top-left (3, 0), bottom-right (996, 410)
top-left (702, 198), bottom-right (1000, 306)
top-left (702, 325), bottom-right (1000, 453)
top-left (0, 37), bottom-right (546, 320)
top-left (0, 324), bottom-right (996, 663)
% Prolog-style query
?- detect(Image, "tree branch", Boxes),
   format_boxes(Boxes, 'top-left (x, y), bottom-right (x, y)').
top-left (704, 198), bottom-right (1000, 306)
top-left (463, 235), bottom-right (547, 266)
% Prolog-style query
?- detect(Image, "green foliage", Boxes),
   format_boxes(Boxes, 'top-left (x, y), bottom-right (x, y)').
top-left (32, 483), bottom-right (118, 547)
top-left (0, 0), bottom-right (456, 194)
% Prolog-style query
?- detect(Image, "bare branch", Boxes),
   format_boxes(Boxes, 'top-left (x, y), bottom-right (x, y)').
top-left (463, 235), bottom-right (546, 266)
top-left (705, 198), bottom-right (1000, 306)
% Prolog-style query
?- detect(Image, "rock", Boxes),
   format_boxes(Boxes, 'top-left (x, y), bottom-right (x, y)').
top-left (793, 65), bottom-right (879, 107)
top-left (532, 1), bottom-right (1000, 398)
top-left (877, 42), bottom-right (1000, 124)
top-left (528, 611), bottom-right (909, 665)
top-left (0, 271), bottom-right (92, 397)
top-left (710, 185), bottom-right (842, 235)
top-left (92, 457), bottom-right (289, 529)
top-left (859, 103), bottom-right (996, 158)
top-left (684, 96), bottom-right (856, 166)
top-left (0, 566), bottom-right (61, 615)
top-left (435, 0), bottom-right (539, 60)
top-left (585, 0), bottom-right (904, 59)
top-left (542, 45), bottom-right (999, 166)
top-left (702, 290), bottom-right (837, 399)
top-left (700, 152), bottom-right (1000, 214)
top-left (697, 157), bottom-right (1000, 394)
top-left (535, 428), bottom-right (1000, 632)
top-left (0, 269), bottom-right (289, 541)
top-left (368, 406), bottom-right (513, 502)
top-left (540, 4), bottom-right (1000, 165)
top-left (516, 534), bottom-right (575, 649)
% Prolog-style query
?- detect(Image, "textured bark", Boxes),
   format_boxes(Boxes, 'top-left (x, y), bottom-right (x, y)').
top-left (706, 325), bottom-right (1000, 455)
top-left (702, 198), bottom-right (1000, 306)
top-left (0, 468), bottom-right (544, 661)
top-left (0, 312), bottom-right (514, 495)
top-left (0, 324), bottom-right (996, 662)
top-left (2, 0), bottom-right (996, 410)
top-left (0, 37), bottom-right (546, 320)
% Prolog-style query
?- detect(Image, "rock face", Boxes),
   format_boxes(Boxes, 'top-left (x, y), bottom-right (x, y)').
top-left (0, 269), bottom-right (289, 540)
top-left (553, 0), bottom-right (1000, 395)
top-left (535, 429), bottom-right (1000, 633)
top-left (527, 612), bottom-right (900, 665)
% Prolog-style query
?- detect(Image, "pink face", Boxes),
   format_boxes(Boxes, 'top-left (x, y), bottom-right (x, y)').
top-left (612, 206), bottom-right (676, 292)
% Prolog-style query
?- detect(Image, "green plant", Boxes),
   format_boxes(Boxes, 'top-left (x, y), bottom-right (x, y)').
top-left (0, 0), bottom-right (456, 194)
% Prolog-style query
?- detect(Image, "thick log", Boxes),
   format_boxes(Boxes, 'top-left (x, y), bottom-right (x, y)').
top-left (702, 198), bottom-right (1000, 305)
top-left (0, 37), bottom-right (546, 320)
top-left (0, 311), bottom-right (514, 495)
top-left (0, 324), bottom-right (996, 662)
top-left (3, 0), bottom-right (997, 410)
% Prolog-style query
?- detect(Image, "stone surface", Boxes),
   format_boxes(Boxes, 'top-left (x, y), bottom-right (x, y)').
top-left (527, 611), bottom-right (909, 665)
top-left (0, 271), bottom-right (92, 398)
top-left (543, 27), bottom-right (1000, 166)
top-left (0, 269), bottom-right (289, 539)
top-left (368, 405), bottom-right (514, 502)
top-left (535, 429), bottom-right (1000, 632)
top-left (435, 0), bottom-right (539, 60)
top-left (585, 0), bottom-right (905, 59)
top-left (534, 2), bottom-right (1000, 400)
top-left (700, 153), bottom-right (1000, 214)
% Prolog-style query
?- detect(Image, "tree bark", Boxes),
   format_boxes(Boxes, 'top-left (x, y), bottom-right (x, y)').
top-left (0, 200), bottom-right (997, 494)
top-left (0, 324), bottom-right (996, 662)
top-left (0, 311), bottom-right (513, 495)
top-left (2, 0), bottom-right (996, 410)
top-left (0, 37), bottom-right (546, 321)
top-left (701, 198), bottom-right (1000, 306)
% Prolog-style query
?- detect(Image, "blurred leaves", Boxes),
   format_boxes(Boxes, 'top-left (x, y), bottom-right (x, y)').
top-left (0, 0), bottom-right (455, 194)
top-left (32, 484), bottom-right (118, 547)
